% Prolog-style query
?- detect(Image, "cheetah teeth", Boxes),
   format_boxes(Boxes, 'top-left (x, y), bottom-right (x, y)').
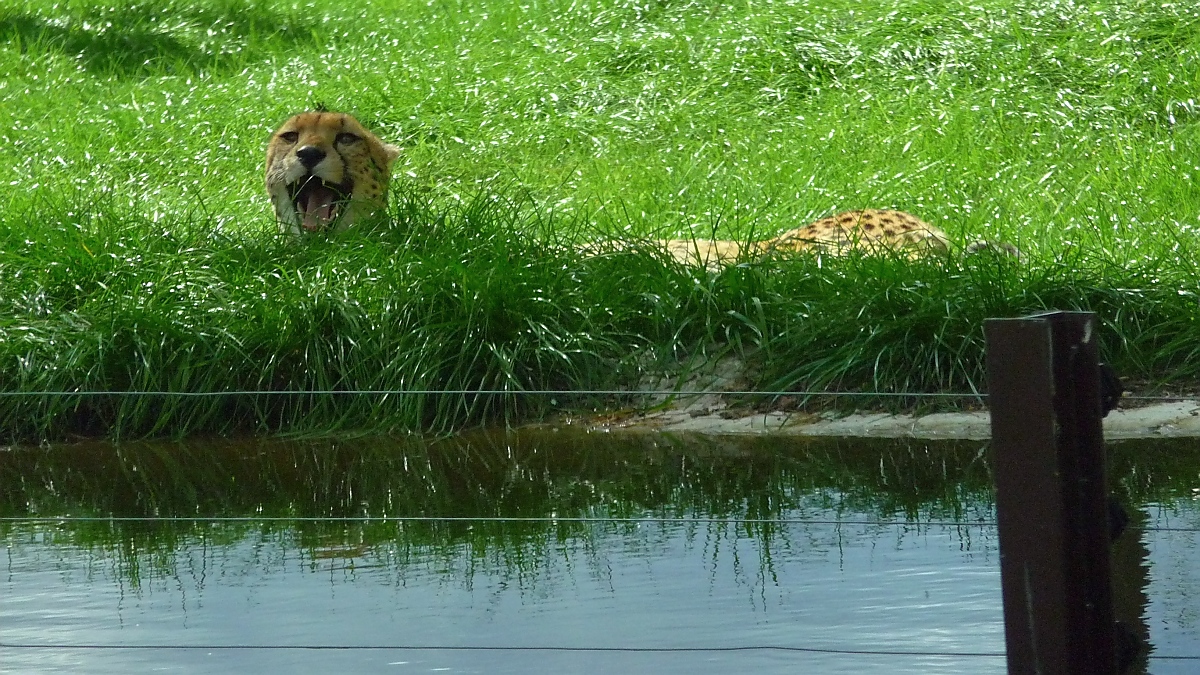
top-left (290, 176), bottom-right (347, 231)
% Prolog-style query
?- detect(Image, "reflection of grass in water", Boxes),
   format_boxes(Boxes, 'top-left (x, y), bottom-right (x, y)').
top-left (17, 433), bottom-right (1197, 518)
top-left (1107, 438), bottom-right (1200, 509)
top-left (1, 432), bottom-right (1000, 587)
top-left (6, 433), bottom-right (1197, 587)
top-left (1, 432), bottom-right (998, 521)
top-left (6, 433), bottom-right (1195, 523)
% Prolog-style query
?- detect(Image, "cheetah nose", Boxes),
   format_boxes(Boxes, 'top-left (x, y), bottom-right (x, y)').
top-left (295, 146), bottom-right (326, 169)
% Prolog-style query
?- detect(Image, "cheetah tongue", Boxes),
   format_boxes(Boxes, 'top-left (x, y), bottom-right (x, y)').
top-left (301, 185), bottom-right (338, 231)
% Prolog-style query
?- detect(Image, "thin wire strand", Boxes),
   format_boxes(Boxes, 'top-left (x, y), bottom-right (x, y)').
top-left (2, 389), bottom-right (1198, 403)
top-left (0, 642), bottom-right (1005, 657)
top-left (3, 516), bottom-right (1195, 533)
top-left (0, 389), bottom-right (982, 398)
top-left (0, 516), bottom-right (996, 527)
top-left (0, 643), bottom-right (1195, 660)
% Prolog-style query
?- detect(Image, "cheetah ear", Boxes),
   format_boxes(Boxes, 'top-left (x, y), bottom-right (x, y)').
top-left (382, 143), bottom-right (402, 166)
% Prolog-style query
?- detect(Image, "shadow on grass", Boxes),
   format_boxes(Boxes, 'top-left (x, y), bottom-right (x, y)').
top-left (0, 1), bottom-right (319, 77)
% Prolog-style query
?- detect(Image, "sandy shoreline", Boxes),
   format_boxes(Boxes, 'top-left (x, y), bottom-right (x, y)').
top-left (552, 356), bottom-right (1200, 440)
top-left (559, 398), bottom-right (1200, 440)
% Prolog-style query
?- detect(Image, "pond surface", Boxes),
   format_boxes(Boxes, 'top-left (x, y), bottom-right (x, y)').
top-left (1, 430), bottom-right (1198, 674)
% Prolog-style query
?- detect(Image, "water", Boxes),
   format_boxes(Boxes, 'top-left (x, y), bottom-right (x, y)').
top-left (1, 431), bottom-right (1198, 674)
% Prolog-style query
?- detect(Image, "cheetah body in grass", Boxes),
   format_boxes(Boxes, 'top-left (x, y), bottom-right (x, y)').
top-left (644, 209), bottom-right (953, 269)
top-left (771, 209), bottom-right (949, 256)
top-left (266, 110), bottom-right (401, 235)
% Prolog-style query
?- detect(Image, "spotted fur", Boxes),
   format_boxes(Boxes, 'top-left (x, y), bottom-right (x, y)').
top-left (768, 209), bottom-right (950, 257)
top-left (265, 111), bottom-right (401, 235)
top-left (625, 209), bottom-right (952, 270)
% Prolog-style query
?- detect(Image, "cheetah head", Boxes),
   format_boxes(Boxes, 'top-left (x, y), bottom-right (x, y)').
top-left (265, 110), bottom-right (402, 235)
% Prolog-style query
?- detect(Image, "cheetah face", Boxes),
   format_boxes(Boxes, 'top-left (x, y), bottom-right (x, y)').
top-left (265, 111), bottom-right (401, 235)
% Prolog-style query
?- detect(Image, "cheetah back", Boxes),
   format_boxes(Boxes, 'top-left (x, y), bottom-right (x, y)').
top-left (770, 209), bottom-right (950, 257)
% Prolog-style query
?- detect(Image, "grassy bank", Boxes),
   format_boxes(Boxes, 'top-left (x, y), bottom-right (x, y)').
top-left (4, 0), bottom-right (1200, 440)
top-left (4, 188), bottom-right (1200, 440)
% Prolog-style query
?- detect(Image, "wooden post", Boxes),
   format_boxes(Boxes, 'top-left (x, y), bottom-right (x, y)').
top-left (984, 311), bottom-right (1117, 675)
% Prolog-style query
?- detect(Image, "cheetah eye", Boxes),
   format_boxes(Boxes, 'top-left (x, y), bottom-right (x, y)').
top-left (278, 131), bottom-right (299, 143)
top-left (336, 132), bottom-right (361, 144)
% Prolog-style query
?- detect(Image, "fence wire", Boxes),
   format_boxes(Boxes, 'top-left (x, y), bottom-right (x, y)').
top-left (0, 642), bottom-right (1004, 656)
top-left (0, 642), bottom-right (1195, 661)
top-left (0, 516), bottom-right (994, 526)
top-left (0, 388), bottom-right (981, 398)
top-left (2, 388), bottom-right (1198, 404)
top-left (1, 515), bottom-right (1196, 533)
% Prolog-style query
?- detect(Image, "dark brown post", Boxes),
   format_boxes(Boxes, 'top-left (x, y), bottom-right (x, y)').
top-left (984, 311), bottom-right (1116, 675)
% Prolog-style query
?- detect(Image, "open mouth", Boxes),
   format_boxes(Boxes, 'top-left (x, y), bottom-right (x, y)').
top-left (288, 176), bottom-right (350, 232)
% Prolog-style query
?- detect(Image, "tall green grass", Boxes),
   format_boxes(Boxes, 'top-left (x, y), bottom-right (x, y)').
top-left (0, 189), bottom-right (650, 438)
top-left (5, 186), bottom-right (1200, 441)
top-left (4, 0), bottom-right (1200, 440)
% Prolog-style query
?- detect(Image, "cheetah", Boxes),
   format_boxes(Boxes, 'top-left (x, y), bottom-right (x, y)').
top-left (266, 110), bottom-right (401, 235)
top-left (616, 209), bottom-right (1015, 269)
top-left (605, 209), bottom-right (944, 269)
top-left (768, 209), bottom-right (949, 257)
